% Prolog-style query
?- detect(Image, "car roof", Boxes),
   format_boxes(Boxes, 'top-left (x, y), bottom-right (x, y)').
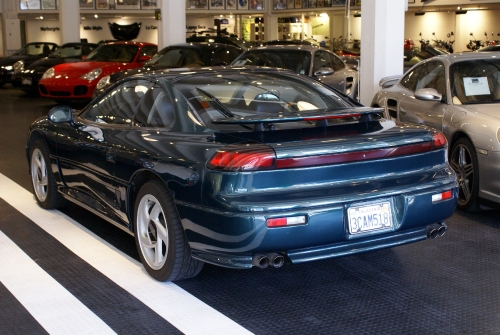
top-left (432, 51), bottom-right (500, 63)
top-left (246, 44), bottom-right (321, 52)
top-left (125, 66), bottom-right (295, 82)
top-left (105, 41), bottom-right (157, 46)
top-left (165, 42), bottom-right (241, 50)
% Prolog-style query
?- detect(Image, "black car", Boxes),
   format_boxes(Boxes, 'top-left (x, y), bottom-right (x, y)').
top-left (186, 35), bottom-right (255, 50)
top-left (479, 45), bottom-right (500, 52)
top-left (92, 42), bottom-right (243, 98)
top-left (0, 42), bottom-right (58, 87)
top-left (13, 42), bottom-right (98, 94)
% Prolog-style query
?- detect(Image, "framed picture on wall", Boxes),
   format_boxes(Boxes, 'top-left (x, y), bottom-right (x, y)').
top-left (323, 0), bottom-right (331, 6)
top-left (115, 0), bottom-right (140, 9)
top-left (294, 0), bottom-right (302, 8)
top-left (79, 0), bottom-right (94, 8)
top-left (210, 0), bottom-right (224, 9)
top-left (274, 0), bottom-right (286, 9)
top-left (96, 0), bottom-right (109, 9)
top-left (42, 0), bottom-right (57, 9)
top-left (308, 0), bottom-right (316, 7)
top-left (141, 0), bottom-right (158, 8)
top-left (20, 0), bottom-right (42, 10)
top-left (249, 0), bottom-right (264, 10)
top-left (226, 0), bottom-right (237, 9)
top-left (317, 0), bottom-right (324, 6)
top-left (238, 0), bottom-right (248, 9)
top-left (286, 0), bottom-right (294, 8)
top-left (186, 0), bottom-right (208, 9)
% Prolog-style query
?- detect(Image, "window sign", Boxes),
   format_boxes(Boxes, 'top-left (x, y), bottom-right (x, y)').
top-left (463, 77), bottom-right (491, 96)
top-left (20, 0), bottom-right (42, 10)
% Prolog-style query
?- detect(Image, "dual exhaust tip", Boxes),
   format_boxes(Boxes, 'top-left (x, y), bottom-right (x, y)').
top-left (252, 253), bottom-right (285, 269)
top-left (426, 222), bottom-right (448, 239)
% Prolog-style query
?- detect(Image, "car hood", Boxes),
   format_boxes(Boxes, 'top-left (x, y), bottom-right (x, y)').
top-left (51, 61), bottom-right (133, 77)
top-left (462, 103), bottom-right (500, 121)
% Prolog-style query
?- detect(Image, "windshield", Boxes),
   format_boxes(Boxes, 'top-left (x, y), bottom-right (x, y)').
top-left (170, 72), bottom-right (351, 126)
top-left (451, 59), bottom-right (500, 104)
top-left (84, 44), bottom-right (138, 62)
top-left (145, 48), bottom-right (205, 68)
top-left (50, 45), bottom-right (84, 58)
top-left (232, 50), bottom-right (311, 75)
top-left (14, 43), bottom-right (53, 56)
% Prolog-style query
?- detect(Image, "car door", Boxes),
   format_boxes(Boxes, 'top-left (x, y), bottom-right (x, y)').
top-left (397, 60), bottom-right (447, 130)
top-left (55, 79), bottom-right (151, 222)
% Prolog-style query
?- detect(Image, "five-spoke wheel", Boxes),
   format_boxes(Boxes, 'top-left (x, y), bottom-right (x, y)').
top-left (134, 181), bottom-right (203, 281)
top-left (449, 137), bottom-right (479, 211)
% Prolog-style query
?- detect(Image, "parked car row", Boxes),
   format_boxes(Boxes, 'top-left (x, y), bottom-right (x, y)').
top-left (4, 38), bottom-right (362, 103)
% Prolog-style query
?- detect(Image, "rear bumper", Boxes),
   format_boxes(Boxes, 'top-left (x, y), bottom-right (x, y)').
top-left (178, 181), bottom-right (458, 269)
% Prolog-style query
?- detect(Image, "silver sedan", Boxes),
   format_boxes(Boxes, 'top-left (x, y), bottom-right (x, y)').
top-left (371, 52), bottom-right (500, 211)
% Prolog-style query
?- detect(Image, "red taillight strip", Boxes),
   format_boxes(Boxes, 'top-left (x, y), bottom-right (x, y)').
top-left (276, 142), bottom-right (434, 169)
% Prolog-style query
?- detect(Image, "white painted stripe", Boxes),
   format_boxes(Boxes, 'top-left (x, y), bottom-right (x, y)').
top-left (0, 174), bottom-right (253, 335)
top-left (0, 231), bottom-right (116, 335)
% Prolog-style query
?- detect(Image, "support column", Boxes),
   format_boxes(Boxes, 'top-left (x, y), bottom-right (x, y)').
top-left (59, 1), bottom-right (80, 44)
top-left (158, 0), bottom-right (186, 49)
top-left (359, 0), bottom-right (405, 105)
top-left (264, 6), bottom-right (278, 41)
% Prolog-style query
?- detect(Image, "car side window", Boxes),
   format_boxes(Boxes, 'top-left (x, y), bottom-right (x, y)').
top-left (134, 85), bottom-right (176, 129)
top-left (400, 65), bottom-right (423, 91)
top-left (328, 53), bottom-right (346, 71)
top-left (141, 46), bottom-right (158, 58)
top-left (313, 51), bottom-right (335, 73)
top-left (415, 61), bottom-right (446, 98)
top-left (83, 79), bottom-right (151, 124)
top-left (212, 47), bottom-right (241, 66)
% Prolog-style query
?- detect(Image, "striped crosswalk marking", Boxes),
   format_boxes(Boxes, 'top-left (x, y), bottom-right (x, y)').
top-left (0, 173), bottom-right (253, 335)
top-left (0, 231), bottom-right (116, 335)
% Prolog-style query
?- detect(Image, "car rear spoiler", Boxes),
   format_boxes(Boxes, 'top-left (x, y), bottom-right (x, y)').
top-left (211, 107), bottom-right (384, 131)
top-left (379, 75), bottom-right (402, 88)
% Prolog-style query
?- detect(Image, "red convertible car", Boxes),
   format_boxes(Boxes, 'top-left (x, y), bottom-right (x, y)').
top-left (38, 41), bottom-right (157, 103)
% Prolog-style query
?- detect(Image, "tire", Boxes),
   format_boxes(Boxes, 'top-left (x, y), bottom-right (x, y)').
top-left (30, 139), bottom-right (65, 209)
top-left (449, 137), bottom-right (480, 211)
top-left (134, 181), bottom-right (203, 282)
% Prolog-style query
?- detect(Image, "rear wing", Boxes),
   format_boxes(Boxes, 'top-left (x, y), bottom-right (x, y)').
top-left (211, 107), bottom-right (384, 131)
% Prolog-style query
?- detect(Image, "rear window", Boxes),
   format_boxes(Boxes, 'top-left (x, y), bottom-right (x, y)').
top-left (232, 50), bottom-right (311, 75)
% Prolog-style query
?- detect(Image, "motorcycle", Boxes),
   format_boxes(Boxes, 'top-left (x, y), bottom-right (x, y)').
top-left (466, 32), bottom-right (484, 51)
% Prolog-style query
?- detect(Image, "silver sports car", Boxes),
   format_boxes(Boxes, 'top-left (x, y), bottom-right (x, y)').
top-left (371, 52), bottom-right (500, 211)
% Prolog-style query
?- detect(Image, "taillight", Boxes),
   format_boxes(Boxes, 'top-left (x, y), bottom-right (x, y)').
top-left (432, 190), bottom-right (453, 202)
top-left (432, 132), bottom-right (447, 149)
top-left (207, 143), bottom-right (276, 171)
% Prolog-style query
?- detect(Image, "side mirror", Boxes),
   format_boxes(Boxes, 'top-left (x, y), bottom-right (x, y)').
top-left (450, 31), bottom-right (454, 36)
top-left (470, 32), bottom-right (473, 36)
top-left (414, 88), bottom-right (442, 102)
top-left (432, 32), bottom-right (435, 36)
top-left (48, 106), bottom-right (74, 124)
top-left (313, 67), bottom-right (334, 76)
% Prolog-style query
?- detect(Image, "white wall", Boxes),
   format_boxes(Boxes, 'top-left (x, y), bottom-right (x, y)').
top-left (23, 17), bottom-right (159, 45)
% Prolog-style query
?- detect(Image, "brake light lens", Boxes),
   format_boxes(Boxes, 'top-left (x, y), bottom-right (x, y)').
top-left (207, 143), bottom-right (276, 171)
top-left (432, 132), bottom-right (447, 149)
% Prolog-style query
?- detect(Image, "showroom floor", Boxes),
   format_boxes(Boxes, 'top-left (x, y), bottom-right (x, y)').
top-left (1, 86), bottom-right (500, 335)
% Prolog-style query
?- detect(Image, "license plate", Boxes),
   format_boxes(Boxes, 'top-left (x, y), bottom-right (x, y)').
top-left (22, 77), bottom-right (32, 85)
top-left (348, 201), bottom-right (393, 235)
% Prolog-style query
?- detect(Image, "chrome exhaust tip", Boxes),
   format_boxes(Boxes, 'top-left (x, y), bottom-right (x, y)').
top-left (252, 254), bottom-right (269, 269)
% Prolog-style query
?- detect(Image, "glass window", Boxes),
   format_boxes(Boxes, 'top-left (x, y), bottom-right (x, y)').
top-left (140, 45), bottom-right (158, 59)
top-left (450, 59), bottom-right (500, 104)
top-left (83, 79), bottom-right (151, 124)
top-left (171, 72), bottom-right (351, 128)
top-left (212, 47), bottom-right (241, 66)
top-left (232, 50), bottom-right (312, 75)
top-left (85, 44), bottom-right (139, 62)
top-left (401, 61), bottom-right (446, 100)
top-left (134, 85), bottom-right (176, 128)
top-left (313, 50), bottom-right (345, 72)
